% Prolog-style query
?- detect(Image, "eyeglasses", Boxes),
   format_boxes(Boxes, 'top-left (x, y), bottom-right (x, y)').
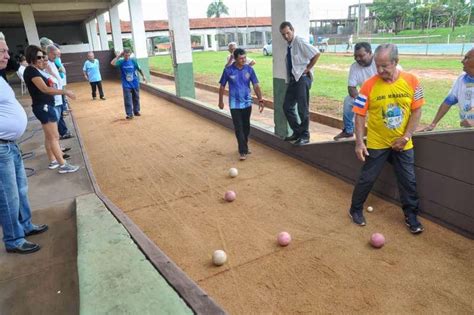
top-left (0, 49), bottom-right (9, 55)
top-left (36, 55), bottom-right (47, 60)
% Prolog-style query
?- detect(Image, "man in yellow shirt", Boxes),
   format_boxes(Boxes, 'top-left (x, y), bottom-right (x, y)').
top-left (349, 44), bottom-right (425, 234)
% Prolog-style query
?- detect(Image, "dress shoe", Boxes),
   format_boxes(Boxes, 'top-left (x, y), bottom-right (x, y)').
top-left (6, 241), bottom-right (40, 254)
top-left (25, 224), bottom-right (49, 236)
top-left (284, 134), bottom-right (299, 141)
top-left (293, 138), bottom-right (310, 146)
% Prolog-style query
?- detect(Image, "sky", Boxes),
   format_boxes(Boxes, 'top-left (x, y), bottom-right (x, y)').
top-left (118, 0), bottom-right (373, 21)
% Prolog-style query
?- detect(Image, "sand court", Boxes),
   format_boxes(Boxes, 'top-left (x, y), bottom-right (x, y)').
top-left (71, 80), bottom-right (473, 314)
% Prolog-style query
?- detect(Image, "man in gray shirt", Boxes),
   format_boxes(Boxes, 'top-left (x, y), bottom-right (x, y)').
top-left (0, 39), bottom-right (48, 254)
top-left (280, 21), bottom-right (320, 146)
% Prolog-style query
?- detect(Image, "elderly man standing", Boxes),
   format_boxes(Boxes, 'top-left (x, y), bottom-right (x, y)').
top-left (83, 51), bottom-right (106, 100)
top-left (348, 44), bottom-right (425, 234)
top-left (45, 44), bottom-right (73, 140)
top-left (280, 21), bottom-right (321, 146)
top-left (423, 48), bottom-right (474, 130)
top-left (225, 42), bottom-right (256, 67)
top-left (0, 39), bottom-right (48, 254)
top-left (111, 49), bottom-right (147, 120)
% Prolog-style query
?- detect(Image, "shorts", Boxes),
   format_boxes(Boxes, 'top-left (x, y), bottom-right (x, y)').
top-left (32, 104), bottom-right (59, 124)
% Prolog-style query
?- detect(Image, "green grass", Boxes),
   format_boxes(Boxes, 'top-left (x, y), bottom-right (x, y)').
top-left (149, 50), bottom-right (462, 129)
top-left (358, 25), bottom-right (474, 44)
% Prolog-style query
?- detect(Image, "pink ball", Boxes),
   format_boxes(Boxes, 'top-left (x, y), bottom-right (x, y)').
top-left (224, 190), bottom-right (236, 202)
top-left (277, 232), bottom-right (291, 246)
top-left (370, 233), bottom-right (385, 248)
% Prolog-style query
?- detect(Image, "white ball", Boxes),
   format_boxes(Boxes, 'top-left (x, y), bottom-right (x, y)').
top-left (228, 167), bottom-right (238, 178)
top-left (212, 250), bottom-right (227, 266)
top-left (367, 206), bottom-right (374, 212)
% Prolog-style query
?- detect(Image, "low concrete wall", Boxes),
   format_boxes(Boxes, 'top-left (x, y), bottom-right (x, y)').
top-left (150, 70), bottom-right (344, 130)
top-left (142, 83), bottom-right (474, 239)
top-left (61, 50), bottom-right (119, 83)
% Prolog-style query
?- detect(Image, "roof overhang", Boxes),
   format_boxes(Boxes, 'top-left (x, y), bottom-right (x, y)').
top-left (0, 0), bottom-right (123, 27)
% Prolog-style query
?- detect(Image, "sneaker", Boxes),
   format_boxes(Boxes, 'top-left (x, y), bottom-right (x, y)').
top-left (100, 97), bottom-right (106, 100)
top-left (126, 115), bottom-right (134, 120)
top-left (58, 163), bottom-right (80, 174)
top-left (92, 97), bottom-right (97, 100)
top-left (134, 112), bottom-right (141, 116)
top-left (349, 209), bottom-right (366, 226)
top-left (405, 213), bottom-right (424, 234)
top-left (63, 154), bottom-right (71, 160)
top-left (333, 130), bottom-right (354, 141)
top-left (59, 133), bottom-right (74, 140)
top-left (48, 160), bottom-right (60, 169)
top-left (239, 153), bottom-right (247, 161)
top-left (61, 147), bottom-right (71, 153)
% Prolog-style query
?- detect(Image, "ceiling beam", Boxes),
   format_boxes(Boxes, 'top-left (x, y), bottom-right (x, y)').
top-left (0, 2), bottom-right (110, 13)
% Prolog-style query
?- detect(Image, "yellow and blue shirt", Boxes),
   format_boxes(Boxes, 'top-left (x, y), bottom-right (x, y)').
top-left (353, 71), bottom-right (425, 150)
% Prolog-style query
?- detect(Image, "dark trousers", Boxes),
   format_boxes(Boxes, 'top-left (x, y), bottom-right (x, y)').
top-left (230, 107), bottom-right (252, 154)
top-left (123, 87), bottom-right (140, 116)
top-left (57, 105), bottom-right (69, 136)
top-left (350, 148), bottom-right (419, 216)
top-left (90, 81), bottom-right (104, 98)
top-left (283, 75), bottom-right (312, 139)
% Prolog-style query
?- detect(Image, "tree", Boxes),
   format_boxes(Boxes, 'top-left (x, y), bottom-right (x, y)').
top-left (206, 0), bottom-right (229, 18)
top-left (371, 0), bottom-right (414, 34)
top-left (443, 0), bottom-right (471, 31)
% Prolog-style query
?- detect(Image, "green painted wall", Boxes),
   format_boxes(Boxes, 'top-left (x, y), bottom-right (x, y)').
top-left (273, 78), bottom-right (292, 137)
top-left (174, 62), bottom-right (196, 98)
top-left (137, 57), bottom-right (151, 82)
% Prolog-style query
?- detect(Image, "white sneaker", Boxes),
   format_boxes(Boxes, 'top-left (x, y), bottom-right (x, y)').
top-left (48, 160), bottom-right (60, 169)
top-left (58, 163), bottom-right (80, 174)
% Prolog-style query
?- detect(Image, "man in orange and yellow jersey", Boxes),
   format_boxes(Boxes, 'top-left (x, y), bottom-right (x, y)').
top-left (348, 44), bottom-right (425, 234)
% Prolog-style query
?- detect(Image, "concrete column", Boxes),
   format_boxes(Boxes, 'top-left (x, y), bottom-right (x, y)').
top-left (19, 5), bottom-right (40, 46)
top-left (88, 19), bottom-right (100, 51)
top-left (84, 21), bottom-right (93, 50)
top-left (97, 13), bottom-right (109, 50)
top-left (167, 0), bottom-right (195, 98)
top-left (128, 0), bottom-right (150, 81)
top-left (109, 5), bottom-right (123, 52)
top-left (271, 0), bottom-right (310, 137)
top-left (203, 34), bottom-right (208, 51)
top-left (262, 31), bottom-right (267, 45)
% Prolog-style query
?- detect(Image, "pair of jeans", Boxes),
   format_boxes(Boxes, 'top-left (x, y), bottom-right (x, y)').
top-left (283, 75), bottom-right (312, 139)
top-left (123, 87), bottom-right (140, 117)
top-left (0, 142), bottom-right (34, 248)
top-left (343, 95), bottom-right (355, 134)
top-left (54, 105), bottom-right (69, 136)
top-left (230, 107), bottom-right (252, 154)
top-left (350, 148), bottom-right (419, 216)
top-left (90, 81), bottom-right (104, 98)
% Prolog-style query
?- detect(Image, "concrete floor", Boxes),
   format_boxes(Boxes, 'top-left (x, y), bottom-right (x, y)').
top-left (0, 90), bottom-right (94, 314)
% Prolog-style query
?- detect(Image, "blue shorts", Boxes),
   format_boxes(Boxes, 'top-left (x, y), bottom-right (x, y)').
top-left (32, 104), bottom-right (59, 124)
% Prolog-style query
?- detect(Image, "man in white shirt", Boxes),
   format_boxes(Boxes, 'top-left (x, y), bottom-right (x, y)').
top-left (225, 42), bottom-right (256, 67)
top-left (334, 42), bottom-right (376, 140)
top-left (0, 39), bottom-right (48, 254)
top-left (46, 44), bottom-right (73, 140)
top-left (280, 21), bottom-right (321, 146)
top-left (422, 48), bottom-right (474, 130)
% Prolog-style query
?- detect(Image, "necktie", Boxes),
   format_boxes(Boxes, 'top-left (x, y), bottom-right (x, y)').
top-left (287, 45), bottom-right (293, 78)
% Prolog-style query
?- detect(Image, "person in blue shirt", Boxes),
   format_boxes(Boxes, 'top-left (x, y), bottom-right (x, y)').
top-left (83, 51), bottom-right (106, 100)
top-left (110, 49), bottom-right (147, 119)
top-left (218, 48), bottom-right (265, 160)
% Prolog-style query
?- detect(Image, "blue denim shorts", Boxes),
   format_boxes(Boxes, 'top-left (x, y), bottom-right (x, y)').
top-left (32, 104), bottom-right (59, 124)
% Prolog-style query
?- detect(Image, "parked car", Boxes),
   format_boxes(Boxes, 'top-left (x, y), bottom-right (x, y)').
top-left (263, 40), bottom-right (272, 56)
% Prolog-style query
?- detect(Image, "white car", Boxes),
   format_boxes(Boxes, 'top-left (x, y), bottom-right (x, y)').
top-left (263, 40), bottom-right (272, 56)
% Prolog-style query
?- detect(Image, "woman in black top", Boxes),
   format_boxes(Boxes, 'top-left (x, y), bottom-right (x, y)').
top-left (23, 45), bottom-right (79, 173)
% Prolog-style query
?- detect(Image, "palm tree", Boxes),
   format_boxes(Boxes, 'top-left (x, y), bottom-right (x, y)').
top-left (207, 0), bottom-right (229, 18)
